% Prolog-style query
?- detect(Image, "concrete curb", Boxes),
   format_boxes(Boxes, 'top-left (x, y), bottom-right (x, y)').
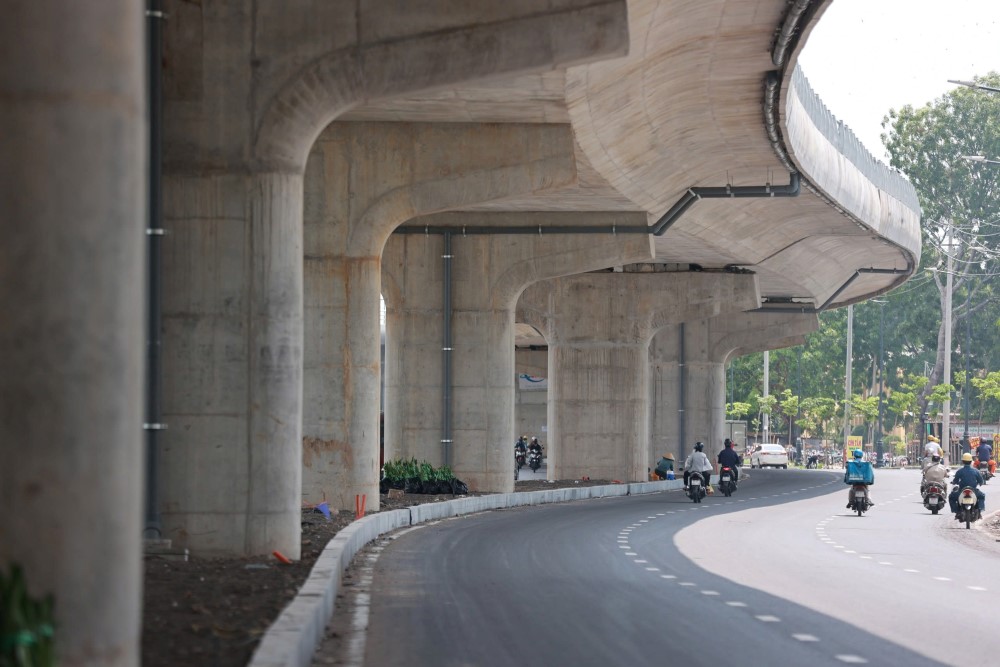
top-left (247, 479), bottom-right (693, 667)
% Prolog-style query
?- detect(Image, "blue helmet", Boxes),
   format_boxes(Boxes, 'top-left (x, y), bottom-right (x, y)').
top-left (853, 449), bottom-right (864, 459)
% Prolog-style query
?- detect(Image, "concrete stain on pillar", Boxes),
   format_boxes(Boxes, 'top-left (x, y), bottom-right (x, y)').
top-left (257, 344), bottom-right (301, 381)
top-left (302, 436), bottom-right (354, 470)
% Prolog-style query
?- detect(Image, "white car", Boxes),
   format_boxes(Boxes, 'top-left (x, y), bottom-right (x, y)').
top-left (750, 444), bottom-right (789, 469)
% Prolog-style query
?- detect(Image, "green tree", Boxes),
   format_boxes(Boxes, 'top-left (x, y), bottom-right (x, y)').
top-left (883, 72), bottom-right (1000, 416)
top-left (851, 395), bottom-right (880, 444)
top-left (726, 401), bottom-right (752, 421)
top-left (778, 388), bottom-right (800, 441)
top-left (972, 370), bottom-right (1000, 423)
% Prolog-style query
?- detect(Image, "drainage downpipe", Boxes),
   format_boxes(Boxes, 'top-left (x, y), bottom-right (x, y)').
top-left (651, 173), bottom-right (801, 236)
top-left (753, 267), bottom-right (912, 313)
top-left (441, 232), bottom-right (453, 466)
top-left (144, 0), bottom-right (166, 539)
top-left (679, 323), bottom-right (686, 460)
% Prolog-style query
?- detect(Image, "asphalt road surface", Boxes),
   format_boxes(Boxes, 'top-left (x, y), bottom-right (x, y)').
top-left (349, 468), bottom-right (997, 667)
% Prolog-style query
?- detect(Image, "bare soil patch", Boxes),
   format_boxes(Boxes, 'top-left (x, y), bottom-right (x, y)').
top-left (142, 478), bottom-right (612, 666)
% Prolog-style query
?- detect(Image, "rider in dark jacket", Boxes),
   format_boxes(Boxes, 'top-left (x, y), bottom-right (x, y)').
top-left (949, 453), bottom-right (986, 516)
top-left (717, 439), bottom-right (741, 483)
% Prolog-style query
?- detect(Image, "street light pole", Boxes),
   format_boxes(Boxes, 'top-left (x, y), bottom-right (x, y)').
top-left (795, 345), bottom-right (803, 464)
top-left (876, 300), bottom-right (885, 467)
top-left (949, 79), bottom-right (1000, 94)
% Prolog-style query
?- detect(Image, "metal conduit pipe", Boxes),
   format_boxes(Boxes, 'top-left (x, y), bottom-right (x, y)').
top-left (394, 224), bottom-right (650, 236)
top-left (752, 267), bottom-right (912, 314)
top-left (650, 172), bottom-right (801, 236)
top-left (679, 323), bottom-right (686, 460)
top-left (441, 233), bottom-right (453, 466)
top-left (144, 0), bottom-right (167, 539)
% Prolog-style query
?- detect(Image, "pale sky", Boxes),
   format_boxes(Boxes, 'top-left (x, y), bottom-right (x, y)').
top-left (797, 0), bottom-right (1000, 163)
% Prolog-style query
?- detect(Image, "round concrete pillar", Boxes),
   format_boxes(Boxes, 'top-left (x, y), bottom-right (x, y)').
top-left (0, 2), bottom-right (145, 664)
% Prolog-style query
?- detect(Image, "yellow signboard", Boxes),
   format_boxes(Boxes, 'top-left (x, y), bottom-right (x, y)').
top-left (846, 435), bottom-right (863, 460)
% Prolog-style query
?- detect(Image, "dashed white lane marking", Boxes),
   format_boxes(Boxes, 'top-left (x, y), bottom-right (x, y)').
top-left (934, 576), bottom-right (952, 581)
top-left (660, 575), bottom-right (676, 580)
top-left (755, 615), bottom-right (781, 622)
top-left (639, 519), bottom-right (649, 523)
top-left (845, 550), bottom-right (856, 554)
top-left (792, 634), bottom-right (819, 642)
top-left (625, 552), bottom-right (637, 556)
top-left (701, 590), bottom-right (720, 596)
top-left (634, 559), bottom-right (648, 563)
top-left (878, 562), bottom-right (893, 566)
top-left (859, 556), bottom-right (872, 560)
top-left (904, 569), bottom-right (919, 573)
top-left (618, 545), bottom-right (630, 549)
top-left (645, 567), bottom-right (660, 572)
top-left (726, 601), bottom-right (747, 607)
top-left (835, 655), bottom-right (868, 664)
top-left (656, 513), bottom-right (665, 516)
top-left (679, 582), bottom-right (696, 587)
top-left (833, 545), bottom-right (845, 549)
top-left (646, 516), bottom-right (657, 519)
top-left (968, 586), bottom-right (988, 591)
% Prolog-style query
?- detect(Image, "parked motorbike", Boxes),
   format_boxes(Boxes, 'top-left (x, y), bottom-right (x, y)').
top-left (528, 450), bottom-right (542, 472)
top-left (848, 483), bottom-right (871, 516)
top-left (955, 485), bottom-right (982, 529)
top-left (719, 466), bottom-right (736, 497)
top-left (687, 473), bottom-right (707, 503)
top-left (922, 482), bottom-right (946, 515)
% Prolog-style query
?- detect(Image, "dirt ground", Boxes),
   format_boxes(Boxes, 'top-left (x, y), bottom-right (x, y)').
top-left (141, 478), bottom-right (612, 667)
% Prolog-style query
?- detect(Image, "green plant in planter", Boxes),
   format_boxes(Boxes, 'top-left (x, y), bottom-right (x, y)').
top-left (0, 563), bottom-right (55, 667)
top-left (418, 461), bottom-right (435, 483)
top-left (435, 464), bottom-right (454, 482)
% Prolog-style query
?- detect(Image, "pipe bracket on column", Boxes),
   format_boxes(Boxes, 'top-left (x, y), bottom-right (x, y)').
top-left (146, 228), bottom-right (166, 235)
top-left (143, 423), bottom-right (168, 430)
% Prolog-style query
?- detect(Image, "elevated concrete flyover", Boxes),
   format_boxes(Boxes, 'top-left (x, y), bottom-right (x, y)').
top-left (346, 0), bottom-right (920, 483)
top-left (0, 0), bottom-right (924, 660)
top-left (344, 0), bottom-right (921, 311)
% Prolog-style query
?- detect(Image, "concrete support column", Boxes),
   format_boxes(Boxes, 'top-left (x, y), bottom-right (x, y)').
top-left (0, 2), bottom-right (145, 664)
top-left (158, 0), bottom-right (629, 557)
top-left (303, 126), bottom-right (579, 506)
top-left (382, 212), bottom-right (651, 491)
top-left (161, 169), bottom-right (305, 558)
top-left (650, 312), bottom-right (819, 464)
top-left (519, 272), bottom-right (759, 482)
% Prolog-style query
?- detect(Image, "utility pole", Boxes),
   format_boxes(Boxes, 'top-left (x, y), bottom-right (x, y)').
top-left (943, 223), bottom-right (954, 463)
top-left (876, 301), bottom-right (885, 467)
top-left (763, 351), bottom-right (770, 443)
top-left (795, 345), bottom-right (803, 464)
top-left (963, 295), bottom-right (972, 453)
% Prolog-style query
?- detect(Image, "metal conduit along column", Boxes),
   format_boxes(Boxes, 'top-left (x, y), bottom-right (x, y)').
top-left (144, 0), bottom-right (167, 539)
top-left (678, 323), bottom-right (686, 459)
top-left (441, 232), bottom-right (453, 466)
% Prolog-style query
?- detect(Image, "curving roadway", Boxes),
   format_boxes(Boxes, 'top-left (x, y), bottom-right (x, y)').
top-left (345, 469), bottom-right (998, 667)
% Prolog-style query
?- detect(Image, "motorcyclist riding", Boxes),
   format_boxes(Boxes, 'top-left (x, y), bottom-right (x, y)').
top-left (975, 439), bottom-right (995, 475)
top-left (923, 436), bottom-right (943, 468)
top-left (683, 442), bottom-right (713, 489)
top-left (949, 452), bottom-right (986, 520)
top-left (844, 449), bottom-right (874, 508)
top-left (717, 439), bottom-right (740, 484)
top-left (528, 437), bottom-right (542, 455)
top-left (921, 454), bottom-right (948, 494)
